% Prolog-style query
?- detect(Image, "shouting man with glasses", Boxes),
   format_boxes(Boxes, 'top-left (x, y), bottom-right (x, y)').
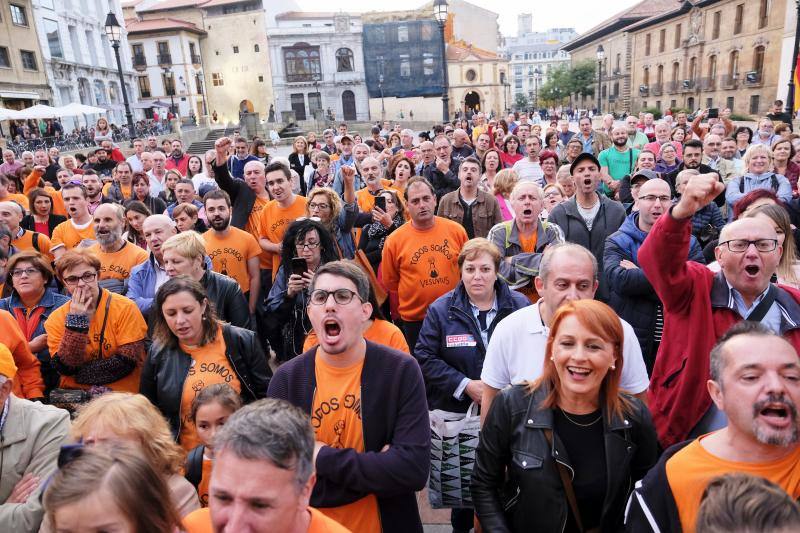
top-left (268, 261), bottom-right (429, 533)
top-left (638, 172), bottom-right (800, 448)
top-left (605, 178), bottom-right (705, 373)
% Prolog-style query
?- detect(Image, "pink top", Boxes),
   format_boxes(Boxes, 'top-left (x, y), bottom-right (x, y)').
top-left (496, 193), bottom-right (514, 221)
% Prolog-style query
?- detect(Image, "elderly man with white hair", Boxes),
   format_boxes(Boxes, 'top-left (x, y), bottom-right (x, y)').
top-left (392, 128), bottom-right (415, 155)
top-left (127, 214), bottom-right (178, 316)
top-left (0, 201), bottom-right (52, 257)
top-left (487, 181), bottom-right (564, 302)
top-left (0, 149), bottom-right (22, 176)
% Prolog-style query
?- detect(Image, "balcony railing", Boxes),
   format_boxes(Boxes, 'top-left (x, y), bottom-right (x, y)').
top-left (666, 81), bottom-right (679, 94)
top-left (650, 83), bottom-right (663, 95)
top-left (679, 80), bottom-right (696, 93)
top-left (720, 74), bottom-right (738, 89)
top-left (133, 54), bottom-right (147, 69)
top-left (700, 76), bottom-right (716, 91)
top-left (157, 53), bottom-right (172, 65)
top-left (140, 89), bottom-right (151, 98)
top-left (191, 54), bottom-right (201, 65)
top-left (638, 85), bottom-right (649, 96)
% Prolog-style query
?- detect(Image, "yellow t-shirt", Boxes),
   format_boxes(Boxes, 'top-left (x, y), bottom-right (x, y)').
top-left (12, 229), bottom-right (52, 260)
top-left (313, 356), bottom-right (380, 533)
top-left (183, 506), bottom-right (353, 533)
top-left (259, 195), bottom-right (308, 277)
top-left (381, 217), bottom-right (469, 321)
top-left (666, 434), bottom-right (800, 532)
top-left (44, 290), bottom-right (147, 392)
top-left (248, 196), bottom-right (271, 270)
top-left (51, 219), bottom-right (96, 251)
top-left (87, 241), bottom-right (149, 281)
top-left (304, 319), bottom-right (410, 354)
top-left (178, 328), bottom-right (241, 452)
top-left (203, 227), bottom-right (261, 294)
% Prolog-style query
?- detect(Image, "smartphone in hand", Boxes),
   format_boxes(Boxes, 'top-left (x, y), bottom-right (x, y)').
top-left (374, 195), bottom-right (386, 212)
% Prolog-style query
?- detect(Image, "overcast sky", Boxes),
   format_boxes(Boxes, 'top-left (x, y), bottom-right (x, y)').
top-left (294, 0), bottom-right (643, 36)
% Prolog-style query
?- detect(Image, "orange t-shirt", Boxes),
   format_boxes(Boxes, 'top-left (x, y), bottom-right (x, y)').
top-left (313, 356), bottom-right (380, 532)
top-left (102, 182), bottom-right (132, 199)
top-left (248, 195), bottom-right (271, 269)
top-left (0, 309), bottom-right (44, 399)
top-left (87, 241), bottom-right (148, 281)
top-left (666, 434), bottom-right (800, 532)
top-left (51, 218), bottom-right (96, 251)
top-left (7, 193), bottom-right (29, 211)
top-left (12, 229), bottom-right (52, 260)
top-left (178, 328), bottom-right (242, 452)
top-left (381, 217), bottom-right (468, 321)
top-left (203, 227), bottom-right (261, 293)
top-left (259, 195), bottom-right (307, 276)
top-left (44, 290), bottom-right (147, 392)
top-left (304, 319), bottom-right (410, 354)
top-left (356, 187), bottom-right (382, 214)
top-left (183, 506), bottom-right (352, 533)
top-left (516, 230), bottom-right (539, 303)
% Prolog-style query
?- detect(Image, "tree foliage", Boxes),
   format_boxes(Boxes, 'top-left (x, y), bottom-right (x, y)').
top-left (514, 93), bottom-right (528, 110)
top-left (538, 60), bottom-right (598, 105)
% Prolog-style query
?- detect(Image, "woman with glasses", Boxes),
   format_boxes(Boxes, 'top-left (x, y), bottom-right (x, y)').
top-left (472, 300), bottom-right (658, 532)
top-left (306, 186), bottom-right (358, 259)
top-left (0, 250), bottom-right (69, 396)
top-left (265, 219), bottom-right (338, 361)
top-left (141, 277), bottom-right (270, 449)
top-left (43, 249), bottom-right (148, 393)
top-left (160, 231), bottom-right (251, 329)
top-left (541, 183), bottom-right (566, 220)
top-left (539, 150), bottom-right (559, 187)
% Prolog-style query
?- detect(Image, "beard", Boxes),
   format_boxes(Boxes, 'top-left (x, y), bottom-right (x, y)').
top-left (752, 393), bottom-right (800, 447)
top-left (613, 138), bottom-right (628, 147)
top-left (96, 229), bottom-right (122, 248)
top-left (209, 216), bottom-right (230, 231)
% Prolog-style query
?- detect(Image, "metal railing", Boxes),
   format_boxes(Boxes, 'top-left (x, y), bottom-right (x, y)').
top-left (133, 54), bottom-right (147, 68)
top-left (699, 76), bottom-right (716, 91)
top-left (650, 83), bottom-right (663, 95)
top-left (157, 53), bottom-right (172, 65)
top-left (721, 74), bottom-right (738, 89)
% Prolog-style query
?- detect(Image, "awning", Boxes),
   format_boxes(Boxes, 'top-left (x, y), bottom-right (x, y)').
top-left (0, 91), bottom-right (39, 100)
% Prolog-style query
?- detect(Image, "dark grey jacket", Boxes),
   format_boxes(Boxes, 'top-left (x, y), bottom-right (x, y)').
top-left (547, 194), bottom-right (626, 301)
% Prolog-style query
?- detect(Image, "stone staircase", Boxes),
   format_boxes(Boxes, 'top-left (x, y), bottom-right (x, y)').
top-left (187, 126), bottom-right (236, 155)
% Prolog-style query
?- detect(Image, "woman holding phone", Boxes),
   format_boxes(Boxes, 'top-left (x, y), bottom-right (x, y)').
top-left (265, 219), bottom-right (338, 361)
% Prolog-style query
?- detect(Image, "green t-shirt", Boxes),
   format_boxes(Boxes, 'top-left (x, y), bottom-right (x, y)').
top-left (599, 147), bottom-right (640, 181)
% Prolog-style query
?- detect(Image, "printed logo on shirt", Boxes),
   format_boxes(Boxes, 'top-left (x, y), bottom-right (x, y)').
top-left (410, 239), bottom-right (455, 288)
top-left (310, 394), bottom-right (362, 430)
top-left (446, 334), bottom-right (477, 347)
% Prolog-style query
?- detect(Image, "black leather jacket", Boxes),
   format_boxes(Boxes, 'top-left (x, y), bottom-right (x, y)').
top-left (471, 385), bottom-right (658, 533)
top-left (140, 324), bottom-right (271, 438)
top-left (202, 270), bottom-right (252, 330)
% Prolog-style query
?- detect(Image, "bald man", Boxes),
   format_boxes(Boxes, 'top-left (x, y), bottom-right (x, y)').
top-left (639, 172), bottom-right (800, 447)
top-left (604, 178), bottom-right (704, 371)
top-left (127, 214), bottom-right (178, 315)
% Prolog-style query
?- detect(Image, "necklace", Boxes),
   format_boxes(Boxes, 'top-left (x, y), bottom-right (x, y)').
top-left (559, 408), bottom-right (602, 427)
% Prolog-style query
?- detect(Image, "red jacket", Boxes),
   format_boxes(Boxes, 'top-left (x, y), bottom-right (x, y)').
top-left (639, 211), bottom-right (800, 447)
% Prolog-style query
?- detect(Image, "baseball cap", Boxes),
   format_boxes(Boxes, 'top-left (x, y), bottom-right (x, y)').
top-left (339, 134), bottom-right (354, 144)
top-left (569, 152), bottom-right (601, 175)
top-left (631, 169), bottom-right (659, 184)
top-left (0, 343), bottom-right (16, 380)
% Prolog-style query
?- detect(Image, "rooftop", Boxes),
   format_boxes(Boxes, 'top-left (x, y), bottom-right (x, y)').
top-left (124, 16), bottom-right (207, 34)
top-left (562, 0), bottom-right (682, 51)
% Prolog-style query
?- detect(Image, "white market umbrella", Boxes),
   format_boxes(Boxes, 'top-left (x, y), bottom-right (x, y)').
top-left (57, 102), bottom-right (107, 117)
top-left (0, 108), bottom-right (22, 120)
top-left (16, 104), bottom-right (62, 119)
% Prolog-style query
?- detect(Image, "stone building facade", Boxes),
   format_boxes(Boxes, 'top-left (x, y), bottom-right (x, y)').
top-left (628, 0), bottom-right (792, 117)
top-left (0, 0), bottom-right (52, 111)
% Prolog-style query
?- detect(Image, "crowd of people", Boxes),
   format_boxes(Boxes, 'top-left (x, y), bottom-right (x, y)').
top-left (0, 103), bottom-right (799, 533)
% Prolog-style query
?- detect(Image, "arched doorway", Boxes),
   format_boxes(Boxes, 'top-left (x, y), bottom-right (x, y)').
top-left (239, 99), bottom-right (254, 113)
top-left (464, 91), bottom-right (481, 116)
top-left (341, 91), bottom-right (356, 121)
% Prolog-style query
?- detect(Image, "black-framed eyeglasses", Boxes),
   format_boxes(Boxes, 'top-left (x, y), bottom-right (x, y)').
top-left (309, 288), bottom-right (363, 306)
top-left (718, 239), bottom-right (778, 253)
top-left (10, 267), bottom-right (40, 278)
top-left (308, 202), bottom-right (330, 210)
top-left (295, 241), bottom-right (321, 251)
top-left (62, 271), bottom-right (98, 286)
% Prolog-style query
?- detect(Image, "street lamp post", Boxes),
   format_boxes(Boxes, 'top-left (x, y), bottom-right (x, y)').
top-left (378, 74), bottom-right (385, 122)
top-left (534, 67), bottom-right (541, 113)
top-left (103, 11), bottom-right (136, 146)
top-left (162, 67), bottom-right (176, 117)
top-left (785, 0), bottom-right (800, 118)
top-left (433, 0), bottom-right (449, 123)
top-left (596, 45), bottom-right (605, 115)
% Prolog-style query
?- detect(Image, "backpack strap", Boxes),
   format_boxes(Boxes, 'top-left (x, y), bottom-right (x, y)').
top-left (184, 445), bottom-right (205, 489)
top-left (31, 231), bottom-right (39, 252)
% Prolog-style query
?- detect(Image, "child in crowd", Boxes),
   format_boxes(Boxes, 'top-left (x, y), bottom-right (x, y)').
top-left (184, 383), bottom-right (242, 507)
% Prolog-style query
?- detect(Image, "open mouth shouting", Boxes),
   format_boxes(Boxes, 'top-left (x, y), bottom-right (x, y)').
top-left (744, 264), bottom-right (761, 279)
top-left (755, 398), bottom-right (797, 430)
top-left (321, 317), bottom-right (342, 343)
top-left (522, 208), bottom-right (533, 217)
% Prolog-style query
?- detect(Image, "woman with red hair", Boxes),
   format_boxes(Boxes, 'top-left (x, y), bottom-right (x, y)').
top-left (472, 299), bottom-right (658, 532)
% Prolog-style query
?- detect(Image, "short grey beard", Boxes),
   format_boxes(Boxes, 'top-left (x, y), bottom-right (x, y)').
top-left (97, 230), bottom-right (122, 250)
